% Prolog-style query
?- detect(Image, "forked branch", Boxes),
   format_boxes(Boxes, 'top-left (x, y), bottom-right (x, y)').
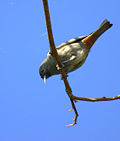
top-left (42, 0), bottom-right (119, 126)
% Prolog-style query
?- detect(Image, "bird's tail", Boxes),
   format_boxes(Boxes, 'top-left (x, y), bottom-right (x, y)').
top-left (82, 19), bottom-right (113, 48)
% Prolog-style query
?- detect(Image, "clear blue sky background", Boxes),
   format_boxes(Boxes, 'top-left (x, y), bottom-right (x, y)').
top-left (0, 0), bottom-right (120, 141)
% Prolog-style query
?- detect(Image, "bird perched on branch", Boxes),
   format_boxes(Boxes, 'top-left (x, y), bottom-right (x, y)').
top-left (39, 19), bottom-right (113, 83)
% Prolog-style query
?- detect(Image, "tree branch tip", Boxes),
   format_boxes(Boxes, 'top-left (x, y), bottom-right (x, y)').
top-left (66, 122), bottom-right (77, 127)
top-left (68, 109), bottom-right (73, 111)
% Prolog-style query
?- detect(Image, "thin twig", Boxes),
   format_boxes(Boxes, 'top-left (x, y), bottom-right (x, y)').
top-left (72, 95), bottom-right (120, 102)
top-left (66, 99), bottom-right (78, 127)
top-left (42, 0), bottom-right (78, 126)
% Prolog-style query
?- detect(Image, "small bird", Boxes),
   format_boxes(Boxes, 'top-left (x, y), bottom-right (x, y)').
top-left (39, 19), bottom-right (113, 83)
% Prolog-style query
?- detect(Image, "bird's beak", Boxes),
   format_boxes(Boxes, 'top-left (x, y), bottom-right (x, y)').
top-left (44, 75), bottom-right (46, 84)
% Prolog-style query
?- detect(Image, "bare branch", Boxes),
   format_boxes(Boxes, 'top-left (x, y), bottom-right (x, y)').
top-left (66, 99), bottom-right (78, 127)
top-left (42, 0), bottom-right (78, 126)
top-left (42, 0), bottom-right (119, 126)
top-left (72, 94), bottom-right (120, 102)
top-left (42, 0), bottom-right (55, 53)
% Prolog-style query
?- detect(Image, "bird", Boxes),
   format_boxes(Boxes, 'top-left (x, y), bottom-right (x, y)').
top-left (39, 19), bottom-right (113, 83)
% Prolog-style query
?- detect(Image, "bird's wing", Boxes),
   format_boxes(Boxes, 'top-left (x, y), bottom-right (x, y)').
top-left (56, 35), bottom-right (88, 66)
top-left (62, 55), bottom-right (76, 64)
top-left (56, 35), bottom-right (87, 49)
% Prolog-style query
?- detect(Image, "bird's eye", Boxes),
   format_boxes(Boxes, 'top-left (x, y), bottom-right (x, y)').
top-left (41, 70), bottom-right (44, 73)
top-left (40, 69), bottom-right (45, 75)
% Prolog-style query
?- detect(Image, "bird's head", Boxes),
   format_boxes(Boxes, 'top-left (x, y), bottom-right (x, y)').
top-left (39, 63), bottom-right (52, 83)
top-left (39, 53), bottom-right (58, 83)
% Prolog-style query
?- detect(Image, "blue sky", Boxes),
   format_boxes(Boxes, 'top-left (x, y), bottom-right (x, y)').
top-left (0, 0), bottom-right (120, 141)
